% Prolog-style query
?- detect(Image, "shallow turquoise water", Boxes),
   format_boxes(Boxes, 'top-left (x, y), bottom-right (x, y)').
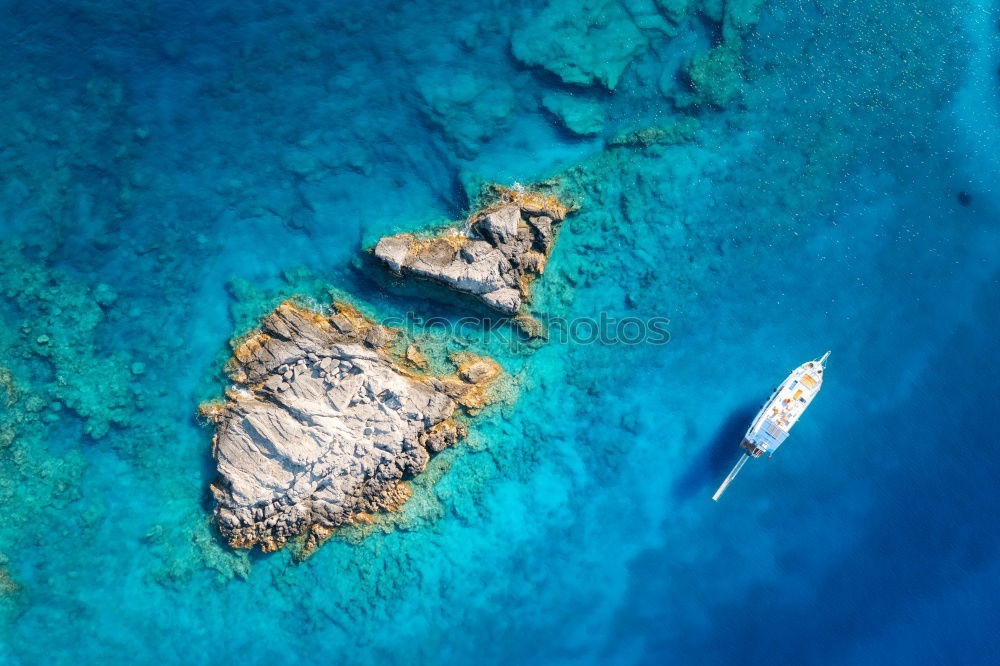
top-left (1, 0), bottom-right (998, 664)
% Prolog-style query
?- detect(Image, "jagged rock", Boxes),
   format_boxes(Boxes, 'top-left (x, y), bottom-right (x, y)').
top-left (203, 300), bottom-right (501, 554)
top-left (373, 188), bottom-right (570, 315)
top-left (405, 344), bottom-right (429, 370)
top-left (477, 203), bottom-right (520, 245)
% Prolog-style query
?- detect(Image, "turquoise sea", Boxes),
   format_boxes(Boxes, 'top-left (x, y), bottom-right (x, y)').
top-left (1, 0), bottom-right (999, 664)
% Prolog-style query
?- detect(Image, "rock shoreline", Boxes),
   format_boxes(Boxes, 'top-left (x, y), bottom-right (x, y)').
top-left (373, 188), bottom-right (570, 316)
top-left (203, 300), bottom-right (500, 555)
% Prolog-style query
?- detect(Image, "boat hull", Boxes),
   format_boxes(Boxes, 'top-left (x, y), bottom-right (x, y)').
top-left (712, 352), bottom-right (830, 501)
top-left (742, 353), bottom-right (829, 457)
top-left (740, 438), bottom-right (766, 458)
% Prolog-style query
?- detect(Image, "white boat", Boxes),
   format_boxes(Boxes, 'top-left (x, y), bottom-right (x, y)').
top-left (712, 351), bottom-right (830, 501)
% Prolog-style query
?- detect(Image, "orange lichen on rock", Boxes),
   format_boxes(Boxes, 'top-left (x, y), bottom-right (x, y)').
top-left (453, 353), bottom-right (502, 385)
top-left (443, 352), bottom-right (503, 411)
top-left (486, 185), bottom-right (570, 222)
top-left (198, 400), bottom-right (227, 423)
top-left (405, 344), bottom-right (430, 370)
top-left (205, 297), bottom-right (503, 555)
top-left (373, 185), bottom-right (572, 317)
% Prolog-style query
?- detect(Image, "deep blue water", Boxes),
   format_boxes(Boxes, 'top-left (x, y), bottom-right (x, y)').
top-left (1, 0), bottom-right (999, 664)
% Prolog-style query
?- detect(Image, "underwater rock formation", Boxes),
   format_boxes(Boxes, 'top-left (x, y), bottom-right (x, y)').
top-left (608, 117), bottom-right (701, 148)
top-left (512, 0), bottom-right (650, 90)
top-left (511, 0), bottom-right (707, 90)
top-left (415, 71), bottom-right (516, 158)
top-left (541, 92), bottom-right (606, 136)
top-left (721, 0), bottom-right (768, 42)
top-left (0, 246), bottom-right (138, 440)
top-left (511, 0), bottom-right (767, 106)
top-left (682, 43), bottom-right (745, 108)
top-left (204, 301), bottom-right (501, 554)
top-left (373, 188), bottom-right (569, 315)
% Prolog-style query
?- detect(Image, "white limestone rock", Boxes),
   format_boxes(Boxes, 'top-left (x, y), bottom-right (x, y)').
top-left (373, 190), bottom-right (569, 315)
top-left (204, 301), bottom-right (500, 554)
top-left (477, 204), bottom-right (520, 245)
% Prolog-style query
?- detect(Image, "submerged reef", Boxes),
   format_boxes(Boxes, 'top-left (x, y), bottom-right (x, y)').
top-left (681, 43), bottom-right (745, 108)
top-left (204, 301), bottom-right (501, 555)
top-left (608, 117), bottom-right (701, 148)
top-left (512, 0), bottom-right (658, 90)
top-left (541, 92), bottom-right (606, 136)
top-left (416, 70), bottom-right (517, 158)
top-left (512, 0), bottom-right (769, 113)
top-left (0, 245), bottom-right (140, 439)
top-left (374, 187), bottom-right (570, 316)
top-left (0, 565), bottom-right (24, 621)
top-left (0, 0), bottom-right (980, 660)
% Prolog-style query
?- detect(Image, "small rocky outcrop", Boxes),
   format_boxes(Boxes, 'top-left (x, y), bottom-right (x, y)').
top-left (373, 188), bottom-right (570, 315)
top-left (203, 301), bottom-right (501, 555)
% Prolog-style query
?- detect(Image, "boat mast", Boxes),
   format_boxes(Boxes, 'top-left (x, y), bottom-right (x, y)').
top-left (712, 453), bottom-right (750, 501)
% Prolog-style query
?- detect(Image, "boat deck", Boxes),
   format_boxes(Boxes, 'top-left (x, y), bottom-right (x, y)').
top-left (745, 358), bottom-right (826, 456)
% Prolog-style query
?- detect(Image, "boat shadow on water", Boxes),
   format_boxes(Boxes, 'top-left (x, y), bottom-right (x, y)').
top-left (671, 402), bottom-right (759, 502)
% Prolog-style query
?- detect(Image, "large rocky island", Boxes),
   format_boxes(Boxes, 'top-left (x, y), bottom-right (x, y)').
top-left (373, 188), bottom-right (570, 315)
top-left (203, 300), bottom-right (501, 555)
